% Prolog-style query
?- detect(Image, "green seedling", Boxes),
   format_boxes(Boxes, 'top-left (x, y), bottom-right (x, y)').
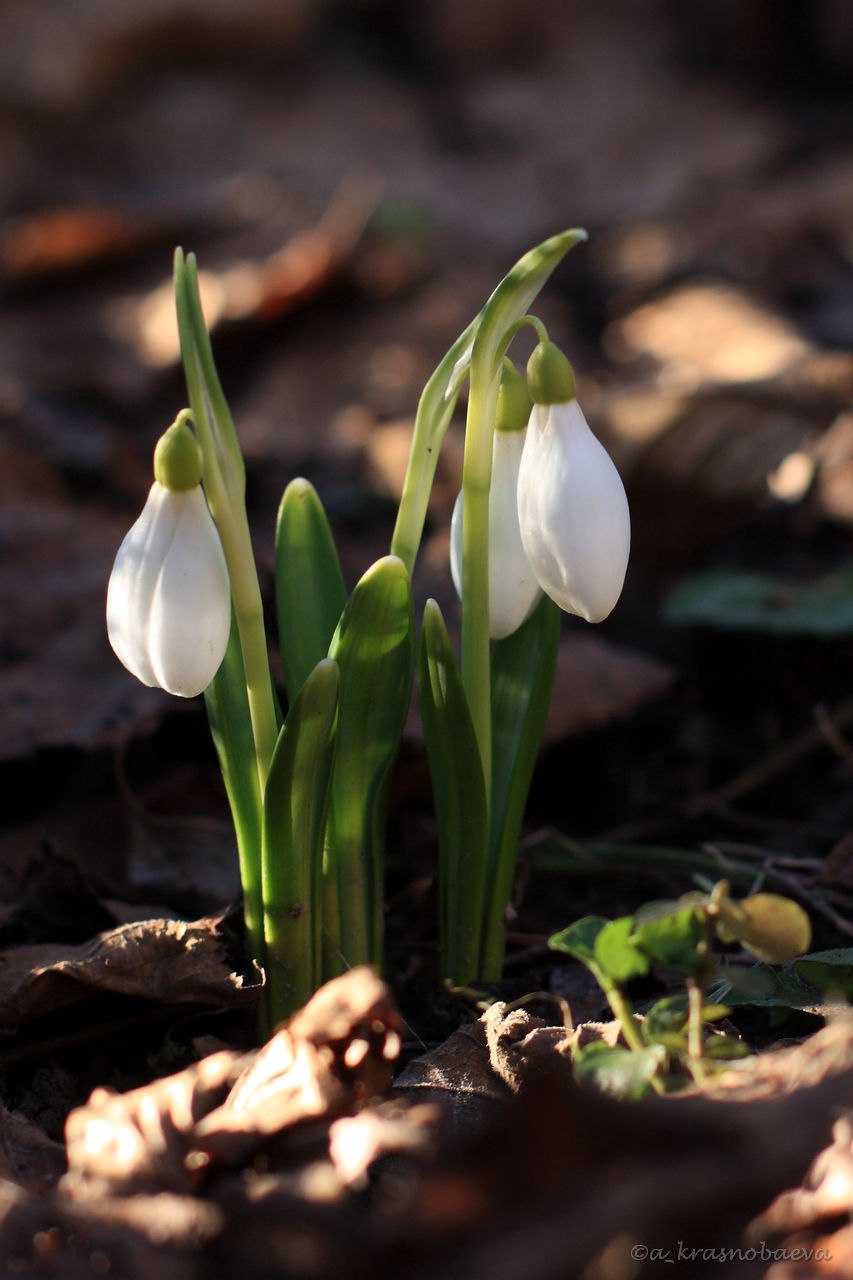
top-left (550, 881), bottom-right (814, 1096)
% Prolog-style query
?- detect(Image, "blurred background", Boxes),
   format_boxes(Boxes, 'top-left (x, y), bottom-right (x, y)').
top-left (1, 0), bottom-right (852, 918)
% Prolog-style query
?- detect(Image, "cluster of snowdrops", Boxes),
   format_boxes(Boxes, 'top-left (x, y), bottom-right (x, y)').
top-left (106, 230), bottom-right (631, 1030)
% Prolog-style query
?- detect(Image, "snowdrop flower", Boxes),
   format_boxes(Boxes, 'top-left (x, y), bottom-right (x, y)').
top-left (517, 342), bottom-right (630, 623)
top-left (107, 417), bottom-right (231, 697)
top-left (450, 361), bottom-right (542, 639)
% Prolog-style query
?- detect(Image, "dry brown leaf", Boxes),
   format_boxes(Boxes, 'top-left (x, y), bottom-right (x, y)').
top-left (328, 1101), bottom-right (439, 1189)
top-left (63, 1052), bottom-right (241, 1198)
top-left (0, 207), bottom-right (151, 279)
top-left (753, 1115), bottom-right (853, 1237)
top-left (197, 967), bottom-right (403, 1164)
top-left (63, 969), bottom-right (404, 1198)
top-left (0, 916), bottom-right (254, 1031)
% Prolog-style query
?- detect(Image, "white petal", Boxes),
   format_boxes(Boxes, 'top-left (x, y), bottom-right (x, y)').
top-left (517, 401), bottom-right (630, 623)
top-left (106, 482), bottom-right (178, 687)
top-left (450, 428), bottom-right (542, 640)
top-left (106, 482), bottom-right (231, 697)
top-left (147, 486), bottom-right (231, 697)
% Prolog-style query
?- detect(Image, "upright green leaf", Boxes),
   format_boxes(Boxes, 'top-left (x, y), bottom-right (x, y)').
top-left (325, 555), bottom-right (414, 973)
top-left (275, 478), bottom-right (347, 703)
top-left (481, 594), bottom-right (560, 978)
top-left (261, 659), bottom-right (339, 1027)
top-left (204, 614), bottom-right (263, 963)
top-left (419, 600), bottom-right (489, 984)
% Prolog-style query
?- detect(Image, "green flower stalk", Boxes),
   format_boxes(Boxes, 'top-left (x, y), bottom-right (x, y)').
top-left (173, 249), bottom-right (279, 795)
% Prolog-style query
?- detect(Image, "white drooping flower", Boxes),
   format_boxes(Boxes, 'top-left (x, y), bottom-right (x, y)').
top-left (450, 359), bottom-right (542, 640)
top-left (107, 420), bottom-right (231, 697)
top-left (517, 342), bottom-right (630, 624)
top-left (450, 426), bottom-right (543, 640)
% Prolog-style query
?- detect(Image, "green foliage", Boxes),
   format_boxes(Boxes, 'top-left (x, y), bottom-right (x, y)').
top-left (573, 1041), bottom-right (666, 1100)
top-left (275, 479), bottom-right (347, 703)
top-left (262, 659), bottom-right (339, 1024)
top-left (711, 947), bottom-right (853, 1009)
top-left (665, 565), bottom-right (853, 636)
top-left (325, 556), bottom-right (414, 972)
top-left (549, 882), bottom-right (819, 1097)
top-left (204, 614), bottom-right (264, 960)
top-left (419, 600), bottom-right (489, 985)
top-left (482, 595), bottom-right (560, 979)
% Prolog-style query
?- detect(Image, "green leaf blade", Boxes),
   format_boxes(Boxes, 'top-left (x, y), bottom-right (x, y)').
top-left (275, 478), bottom-right (347, 703)
top-left (325, 555), bottom-right (415, 972)
top-left (418, 599), bottom-right (489, 985)
top-left (262, 658), bottom-right (339, 1025)
top-left (482, 595), bottom-right (560, 979)
top-left (204, 614), bottom-right (264, 962)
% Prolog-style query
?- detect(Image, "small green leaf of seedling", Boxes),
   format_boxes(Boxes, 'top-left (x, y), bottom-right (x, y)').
top-left (549, 916), bottom-right (608, 965)
top-left (573, 1041), bottom-right (666, 1100)
top-left (716, 894), bottom-right (812, 964)
top-left (594, 916), bottom-right (650, 983)
top-left (632, 900), bottom-right (708, 974)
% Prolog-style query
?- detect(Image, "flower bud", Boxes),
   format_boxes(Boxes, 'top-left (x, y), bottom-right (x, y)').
top-left (517, 344), bottom-right (629, 623)
top-left (107, 481), bottom-right (231, 697)
top-left (451, 425), bottom-right (542, 640)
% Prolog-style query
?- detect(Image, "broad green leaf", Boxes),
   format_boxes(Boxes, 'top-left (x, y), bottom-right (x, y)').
top-left (204, 613), bottom-right (263, 961)
top-left (793, 949), bottom-right (853, 999)
top-left (262, 659), bottom-right (339, 1024)
top-left (481, 595), bottom-right (560, 979)
top-left (325, 555), bottom-right (414, 972)
top-left (664, 565), bottom-right (853, 636)
top-left (275, 478), bottom-right (347, 703)
top-left (549, 916), bottom-right (609, 966)
top-left (632, 904), bottom-right (707, 975)
top-left (708, 961), bottom-right (825, 1011)
top-left (573, 1041), bottom-right (665, 1100)
top-left (418, 600), bottom-right (488, 984)
top-left (716, 894), bottom-right (812, 964)
top-left (594, 917), bottom-right (650, 983)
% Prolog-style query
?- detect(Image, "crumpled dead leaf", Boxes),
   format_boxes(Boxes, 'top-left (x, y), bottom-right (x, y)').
top-left (195, 967), bottom-right (404, 1166)
top-left (63, 1051), bottom-right (241, 1198)
top-left (0, 915), bottom-right (255, 1031)
top-left (63, 968), bottom-right (412, 1199)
